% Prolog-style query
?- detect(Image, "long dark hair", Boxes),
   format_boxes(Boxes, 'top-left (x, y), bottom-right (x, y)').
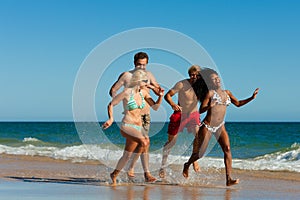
top-left (192, 68), bottom-right (218, 102)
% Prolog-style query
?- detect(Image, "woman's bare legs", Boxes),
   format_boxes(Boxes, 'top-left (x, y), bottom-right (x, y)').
top-left (183, 126), bottom-right (212, 178)
top-left (126, 145), bottom-right (143, 178)
top-left (216, 126), bottom-right (239, 186)
top-left (127, 136), bottom-right (156, 182)
top-left (190, 126), bottom-right (201, 173)
top-left (110, 127), bottom-right (148, 185)
top-left (126, 123), bottom-right (155, 180)
top-left (110, 138), bottom-right (141, 185)
top-left (126, 138), bottom-right (151, 177)
top-left (138, 136), bottom-right (156, 182)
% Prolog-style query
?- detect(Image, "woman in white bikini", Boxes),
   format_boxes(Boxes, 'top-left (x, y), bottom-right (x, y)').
top-left (102, 69), bottom-right (164, 185)
top-left (183, 68), bottom-right (259, 186)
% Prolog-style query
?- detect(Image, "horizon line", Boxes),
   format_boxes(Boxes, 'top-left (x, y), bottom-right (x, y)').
top-left (0, 121), bottom-right (299, 123)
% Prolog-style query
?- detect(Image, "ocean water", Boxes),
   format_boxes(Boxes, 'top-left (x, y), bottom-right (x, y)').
top-left (0, 122), bottom-right (299, 172)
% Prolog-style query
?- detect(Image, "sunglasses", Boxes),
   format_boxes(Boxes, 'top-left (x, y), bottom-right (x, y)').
top-left (141, 79), bottom-right (148, 83)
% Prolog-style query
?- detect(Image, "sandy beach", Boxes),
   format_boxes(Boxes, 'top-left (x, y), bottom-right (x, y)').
top-left (0, 154), bottom-right (300, 199)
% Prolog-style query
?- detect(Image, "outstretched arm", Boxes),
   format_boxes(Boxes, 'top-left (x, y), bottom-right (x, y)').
top-left (228, 88), bottom-right (259, 107)
top-left (102, 91), bottom-right (126, 129)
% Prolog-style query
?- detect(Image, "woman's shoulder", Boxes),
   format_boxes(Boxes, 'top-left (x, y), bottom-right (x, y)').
top-left (208, 90), bottom-right (215, 96)
top-left (224, 90), bottom-right (232, 95)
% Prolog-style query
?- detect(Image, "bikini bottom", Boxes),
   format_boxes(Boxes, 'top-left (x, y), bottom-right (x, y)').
top-left (201, 121), bottom-right (225, 133)
top-left (122, 122), bottom-right (142, 131)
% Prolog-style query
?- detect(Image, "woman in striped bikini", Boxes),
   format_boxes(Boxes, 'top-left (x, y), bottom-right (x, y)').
top-left (102, 69), bottom-right (164, 185)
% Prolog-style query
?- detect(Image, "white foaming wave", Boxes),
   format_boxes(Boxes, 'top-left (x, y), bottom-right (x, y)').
top-left (0, 144), bottom-right (123, 163)
top-left (0, 144), bottom-right (57, 157)
top-left (233, 143), bottom-right (300, 172)
top-left (53, 145), bottom-right (124, 162)
top-left (1, 143), bottom-right (299, 172)
top-left (149, 143), bottom-right (300, 173)
top-left (277, 143), bottom-right (300, 161)
top-left (149, 153), bottom-right (225, 169)
top-left (23, 137), bottom-right (41, 142)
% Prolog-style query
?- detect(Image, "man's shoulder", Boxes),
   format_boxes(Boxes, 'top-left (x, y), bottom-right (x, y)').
top-left (123, 87), bottom-right (132, 93)
top-left (171, 79), bottom-right (187, 91)
top-left (119, 71), bottom-right (133, 79)
top-left (177, 79), bottom-right (190, 85)
top-left (123, 70), bottom-right (134, 75)
top-left (177, 79), bottom-right (194, 92)
top-left (145, 70), bottom-right (154, 77)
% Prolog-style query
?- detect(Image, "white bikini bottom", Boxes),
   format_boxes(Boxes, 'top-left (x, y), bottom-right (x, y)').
top-left (201, 121), bottom-right (225, 133)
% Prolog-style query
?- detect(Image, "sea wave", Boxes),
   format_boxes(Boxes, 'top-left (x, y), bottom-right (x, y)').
top-left (0, 143), bottom-right (299, 172)
top-left (257, 142), bottom-right (300, 161)
top-left (232, 143), bottom-right (300, 172)
top-left (23, 137), bottom-right (41, 142)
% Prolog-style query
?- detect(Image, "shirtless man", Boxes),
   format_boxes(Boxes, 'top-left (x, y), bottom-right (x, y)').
top-left (159, 65), bottom-right (201, 178)
top-left (109, 52), bottom-right (161, 182)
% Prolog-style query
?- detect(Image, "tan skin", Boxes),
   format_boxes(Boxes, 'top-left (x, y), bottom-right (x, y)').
top-left (109, 58), bottom-right (161, 100)
top-left (109, 58), bottom-right (162, 179)
top-left (182, 73), bottom-right (259, 186)
top-left (159, 71), bottom-right (201, 178)
top-left (103, 80), bottom-right (164, 185)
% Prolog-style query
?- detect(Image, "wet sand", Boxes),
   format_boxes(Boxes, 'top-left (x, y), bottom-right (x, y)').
top-left (1, 154), bottom-right (300, 199)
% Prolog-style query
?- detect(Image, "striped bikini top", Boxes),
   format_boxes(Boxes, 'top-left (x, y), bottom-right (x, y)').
top-left (127, 90), bottom-right (146, 111)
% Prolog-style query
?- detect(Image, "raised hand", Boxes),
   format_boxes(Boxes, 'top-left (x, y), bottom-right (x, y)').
top-left (252, 88), bottom-right (259, 99)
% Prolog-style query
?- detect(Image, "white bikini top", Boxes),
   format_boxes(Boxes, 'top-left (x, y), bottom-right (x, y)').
top-left (212, 90), bottom-right (231, 106)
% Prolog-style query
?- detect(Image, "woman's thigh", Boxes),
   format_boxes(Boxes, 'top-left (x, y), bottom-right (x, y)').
top-left (124, 138), bottom-right (139, 152)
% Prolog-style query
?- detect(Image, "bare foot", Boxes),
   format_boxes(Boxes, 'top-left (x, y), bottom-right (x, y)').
top-left (182, 163), bottom-right (189, 178)
top-left (159, 168), bottom-right (165, 178)
top-left (127, 170), bottom-right (135, 178)
top-left (192, 162), bottom-right (201, 172)
top-left (144, 172), bottom-right (157, 183)
top-left (226, 178), bottom-right (239, 186)
top-left (110, 172), bottom-right (117, 185)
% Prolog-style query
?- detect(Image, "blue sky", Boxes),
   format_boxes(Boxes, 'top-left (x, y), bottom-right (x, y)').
top-left (1, 0), bottom-right (299, 122)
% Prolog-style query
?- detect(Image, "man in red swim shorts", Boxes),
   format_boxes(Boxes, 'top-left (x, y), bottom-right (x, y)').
top-left (168, 111), bottom-right (200, 135)
top-left (159, 65), bottom-right (201, 178)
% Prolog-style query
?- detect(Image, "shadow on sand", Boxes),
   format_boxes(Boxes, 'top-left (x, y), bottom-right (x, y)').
top-left (5, 176), bottom-right (106, 186)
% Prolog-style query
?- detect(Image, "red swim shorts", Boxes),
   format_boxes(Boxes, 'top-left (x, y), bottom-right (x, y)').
top-left (167, 111), bottom-right (200, 135)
